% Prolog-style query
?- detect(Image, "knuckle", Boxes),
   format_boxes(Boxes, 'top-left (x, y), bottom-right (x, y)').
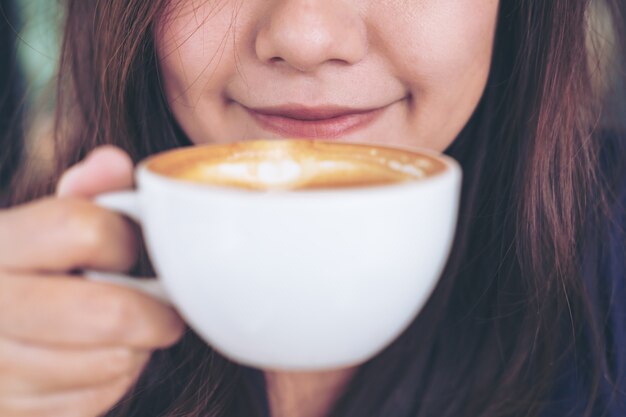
top-left (85, 292), bottom-right (137, 342)
top-left (55, 198), bottom-right (138, 271)
top-left (102, 348), bottom-right (137, 378)
top-left (56, 200), bottom-right (110, 257)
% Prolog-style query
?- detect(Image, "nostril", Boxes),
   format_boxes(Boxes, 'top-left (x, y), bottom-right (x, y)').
top-left (254, 4), bottom-right (368, 72)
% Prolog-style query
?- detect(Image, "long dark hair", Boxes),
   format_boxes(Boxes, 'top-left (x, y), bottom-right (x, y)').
top-left (12, 1), bottom-right (626, 416)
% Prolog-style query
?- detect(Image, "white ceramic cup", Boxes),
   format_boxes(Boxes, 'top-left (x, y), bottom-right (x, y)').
top-left (88, 140), bottom-right (462, 371)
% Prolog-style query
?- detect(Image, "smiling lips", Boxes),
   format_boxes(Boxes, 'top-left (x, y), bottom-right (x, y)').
top-left (243, 104), bottom-right (390, 138)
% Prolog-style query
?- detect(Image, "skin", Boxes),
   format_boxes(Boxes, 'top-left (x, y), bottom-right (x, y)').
top-left (157, 0), bottom-right (499, 151)
top-left (0, 0), bottom-right (498, 416)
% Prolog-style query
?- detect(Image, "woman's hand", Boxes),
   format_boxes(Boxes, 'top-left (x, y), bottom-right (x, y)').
top-left (0, 147), bottom-right (185, 417)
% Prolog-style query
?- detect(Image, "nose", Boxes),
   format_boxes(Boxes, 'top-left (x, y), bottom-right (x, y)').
top-left (255, 0), bottom-right (367, 72)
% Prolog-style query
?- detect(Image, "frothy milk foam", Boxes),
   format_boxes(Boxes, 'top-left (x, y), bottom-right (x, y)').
top-left (145, 140), bottom-right (446, 191)
top-left (214, 158), bottom-right (303, 189)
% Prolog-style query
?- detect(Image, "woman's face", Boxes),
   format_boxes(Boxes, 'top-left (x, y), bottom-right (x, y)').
top-left (156, 0), bottom-right (499, 152)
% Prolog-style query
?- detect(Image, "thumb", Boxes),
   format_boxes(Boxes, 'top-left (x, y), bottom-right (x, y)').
top-left (56, 146), bottom-right (135, 198)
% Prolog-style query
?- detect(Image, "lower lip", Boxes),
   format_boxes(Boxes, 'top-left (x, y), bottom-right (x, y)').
top-left (244, 106), bottom-right (387, 139)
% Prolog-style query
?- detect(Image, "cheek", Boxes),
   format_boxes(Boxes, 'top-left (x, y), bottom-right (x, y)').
top-left (379, 1), bottom-right (499, 89)
top-left (370, 1), bottom-right (499, 148)
top-left (155, 2), bottom-right (239, 106)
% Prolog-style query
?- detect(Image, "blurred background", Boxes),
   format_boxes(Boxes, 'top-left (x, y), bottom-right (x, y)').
top-left (0, 0), bottom-right (624, 204)
top-left (0, 0), bottom-right (60, 204)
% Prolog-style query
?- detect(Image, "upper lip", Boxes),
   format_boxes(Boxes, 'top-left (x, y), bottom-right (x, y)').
top-left (242, 105), bottom-right (386, 121)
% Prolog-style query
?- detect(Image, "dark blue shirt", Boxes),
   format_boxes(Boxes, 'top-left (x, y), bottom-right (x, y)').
top-left (542, 134), bottom-right (626, 417)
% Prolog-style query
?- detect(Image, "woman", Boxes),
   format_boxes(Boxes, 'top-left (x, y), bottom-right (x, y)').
top-left (0, 1), bottom-right (624, 416)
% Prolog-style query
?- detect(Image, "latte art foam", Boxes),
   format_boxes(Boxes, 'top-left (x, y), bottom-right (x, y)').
top-left (195, 159), bottom-right (304, 189)
top-left (145, 140), bottom-right (447, 191)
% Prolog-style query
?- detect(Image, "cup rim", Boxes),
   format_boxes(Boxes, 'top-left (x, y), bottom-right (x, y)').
top-left (136, 140), bottom-right (462, 197)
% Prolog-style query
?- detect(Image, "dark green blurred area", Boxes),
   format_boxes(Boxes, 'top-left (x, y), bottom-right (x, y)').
top-left (7, 0), bottom-right (60, 109)
top-left (0, 0), bottom-right (25, 199)
top-left (0, 0), bottom-right (60, 204)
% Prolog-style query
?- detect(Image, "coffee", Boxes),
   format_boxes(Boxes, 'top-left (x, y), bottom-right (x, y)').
top-left (146, 140), bottom-right (447, 191)
top-left (90, 138), bottom-right (462, 370)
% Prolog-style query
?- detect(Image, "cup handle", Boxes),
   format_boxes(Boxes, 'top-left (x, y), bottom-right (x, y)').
top-left (84, 191), bottom-right (171, 306)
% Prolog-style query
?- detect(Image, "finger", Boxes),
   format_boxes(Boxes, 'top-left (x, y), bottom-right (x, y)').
top-left (0, 372), bottom-right (140, 417)
top-left (0, 338), bottom-right (151, 395)
top-left (56, 146), bottom-right (135, 199)
top-left (0, 198), bottom-right (138, 273)
top-left (0, 273), bottom-right (185, 348)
